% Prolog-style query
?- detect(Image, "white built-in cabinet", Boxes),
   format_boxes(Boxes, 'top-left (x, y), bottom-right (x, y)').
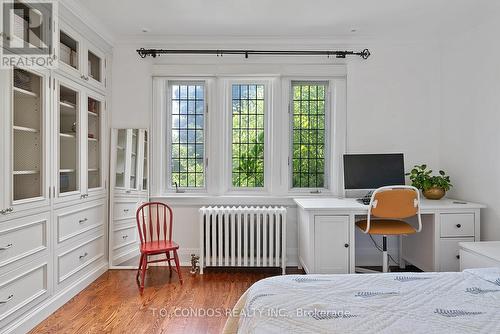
top-left (57, 20), bottom-right (107, 92)
top-left (0, 5), bottom-right (111, 333)
top-left (109, 129), bottom-right (149, 268)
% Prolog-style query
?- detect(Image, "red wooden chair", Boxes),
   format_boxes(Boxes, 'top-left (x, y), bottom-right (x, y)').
top-left (136, 202), bottom-right (182, 290)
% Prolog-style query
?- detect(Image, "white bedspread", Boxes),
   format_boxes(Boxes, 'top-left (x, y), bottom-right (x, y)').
top-left (235, 268), bottom-right (500, 334)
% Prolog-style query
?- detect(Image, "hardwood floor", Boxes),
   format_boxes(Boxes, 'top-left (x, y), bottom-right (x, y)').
top-left (30, 267), bottom-right (299, 334)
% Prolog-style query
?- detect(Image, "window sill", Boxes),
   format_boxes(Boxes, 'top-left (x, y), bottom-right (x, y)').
top-left (150, 192), bottom-right (340, 207)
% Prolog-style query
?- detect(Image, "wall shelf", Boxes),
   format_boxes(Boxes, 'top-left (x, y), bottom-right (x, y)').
top-left (14, 125), bottom-right (39, 133)
top-left (60, 133), bottom-right (76, 139)
top-left (60, 169), bottom-right (76, 173)
top-left (88, 111), bottom-right (99, 117)
top-left (14, 86), bottom-right (38, 98)
top-left (60, 101), bottom-right (76, 109)
top-left (14, 170), bottom-right (40, 175)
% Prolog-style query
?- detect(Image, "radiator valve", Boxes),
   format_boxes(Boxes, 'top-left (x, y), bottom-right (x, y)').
top-left (190, 254), bottom-right (200, 274)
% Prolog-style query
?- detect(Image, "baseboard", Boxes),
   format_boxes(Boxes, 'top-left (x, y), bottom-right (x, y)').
top-left (3, 262), bottom-right (109, 334)
top-left (177, 247), bottom-right (299, 267)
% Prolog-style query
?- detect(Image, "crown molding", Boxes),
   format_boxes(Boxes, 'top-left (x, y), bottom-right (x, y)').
top-left (114, 34), bottom-right (439, 48)
top-left (59, 0), bottom-right (116, 47)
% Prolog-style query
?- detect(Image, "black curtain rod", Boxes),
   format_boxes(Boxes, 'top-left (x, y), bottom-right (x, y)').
top-left (136, 48), bottom-right (371, 59)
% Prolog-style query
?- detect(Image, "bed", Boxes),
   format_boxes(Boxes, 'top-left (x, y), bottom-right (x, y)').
top-left (224, 268), bottom-right (500, 334)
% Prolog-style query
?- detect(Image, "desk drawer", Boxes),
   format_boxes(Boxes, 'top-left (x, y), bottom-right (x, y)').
top-left (57, 233), bottom-right (105, 285)
top-left (440, 213), bottom-right (475, 237)
top-left (0, 213), bottom-right (49, 274)
top-left (440, 237), bottom-right (474, 272)
top-left (0, 261), bottom-right (49, 327)
top-left (57, 202), bottom-right (105, 244)
top-left (113, 201), bottom-right (138, 220)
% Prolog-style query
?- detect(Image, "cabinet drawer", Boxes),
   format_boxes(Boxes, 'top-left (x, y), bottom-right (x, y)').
top-left (440, 213), bottom-right (475, 237)
top-left (57, 233), bottom-right (105, 284)
top-left (113, 225), bottom-right (138, 250)
top-left (56, 202), bottom-right (105, 244)
top-left (0, 213), bottom-right (49, 273)
top-left (113, 201), bottom-right (138, 220)
top-left (440, 237), bottom-right (474, 272)
top-left (0, 261), bottom-right (49, 326)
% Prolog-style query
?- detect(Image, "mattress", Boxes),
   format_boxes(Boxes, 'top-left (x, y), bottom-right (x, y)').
top-left (226, 268), bottom-right (500, 334)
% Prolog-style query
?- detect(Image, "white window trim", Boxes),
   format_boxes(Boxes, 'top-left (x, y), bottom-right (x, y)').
top-left (222, 78), bottom-right (274, 194)
top-left (151, 65), bottom-right (346, 198)
top-left (153, 77), bottom-right (213, 194)
top-left (283, 77), bottom-right (346, 195)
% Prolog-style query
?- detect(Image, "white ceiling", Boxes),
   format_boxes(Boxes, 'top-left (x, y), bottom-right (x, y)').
top-left (76, 0), bottom-right (500, 41)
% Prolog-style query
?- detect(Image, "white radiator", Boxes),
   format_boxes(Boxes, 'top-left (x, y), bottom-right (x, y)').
top-left (199, 206), bottom-right (287, 274)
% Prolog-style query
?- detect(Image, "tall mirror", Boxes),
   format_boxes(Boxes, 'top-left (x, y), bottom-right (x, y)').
top-left (109, 128), bottom-right (149, 268)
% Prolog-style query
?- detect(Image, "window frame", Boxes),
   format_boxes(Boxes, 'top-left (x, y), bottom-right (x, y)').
top-left (165, 79), bottom-right (209, 192)
top-left (223, 78), bottom-right (273, 193)
top-left (287, 79), bottom-right (339, 194)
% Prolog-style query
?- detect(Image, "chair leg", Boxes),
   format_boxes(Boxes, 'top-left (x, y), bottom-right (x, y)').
top-left (166, 251), bottom-right (173, 277)
top-left (173, 250), bottom-right (183, 284)
top-left (140, 254), bottom-right (148, 290)
top-left (136, 254), bottom-right (144, 282)
top-left (382, 236), bottom-right (389, 273)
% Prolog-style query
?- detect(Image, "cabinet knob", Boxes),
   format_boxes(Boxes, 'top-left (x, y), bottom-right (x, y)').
top-left (456, 224), bottom-right (461, 228)
top-left (79, 218), bottom-right (88, 224)
top-left (344, 243), bottom-right (349, 248)
top-left (122, 235), bottom-right (128, 239)
top-left (79, 252), bottom-right (88, 259)
top-left (456, 255), bottom-right (460, 259)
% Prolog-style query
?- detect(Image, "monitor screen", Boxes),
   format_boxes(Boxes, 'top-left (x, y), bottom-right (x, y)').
top-left (343, 153), bottom-right (405, 190)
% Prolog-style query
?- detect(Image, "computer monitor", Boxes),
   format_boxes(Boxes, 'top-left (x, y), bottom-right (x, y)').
top-left (343, 153), bottom-right (405, 191)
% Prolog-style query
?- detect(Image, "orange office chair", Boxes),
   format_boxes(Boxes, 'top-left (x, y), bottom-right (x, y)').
top-left (355, 186), bottom-right (422, 273)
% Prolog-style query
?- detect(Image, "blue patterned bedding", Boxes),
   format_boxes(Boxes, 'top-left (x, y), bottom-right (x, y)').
top-left (234, 268), bottom-right (500, 333)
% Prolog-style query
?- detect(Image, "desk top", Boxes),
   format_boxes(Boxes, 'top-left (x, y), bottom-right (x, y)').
top-left (294, 197), bottom-right (486, 212)
top-left (460, 241), bottom-right (500, 261)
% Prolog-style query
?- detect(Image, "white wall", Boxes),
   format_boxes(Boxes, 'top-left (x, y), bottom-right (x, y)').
top-left (111, 41), bottom-right (442, 266)
top-left (440, 17), bottom-right (500, 241)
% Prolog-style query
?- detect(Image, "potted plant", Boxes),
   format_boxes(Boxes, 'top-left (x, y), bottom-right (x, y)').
top-left (406, 164), bottom-right (452, 200)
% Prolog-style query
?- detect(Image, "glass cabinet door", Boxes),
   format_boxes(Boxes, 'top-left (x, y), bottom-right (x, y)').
top-left (130, 129), bottom-right (139, 189)
top-left (87, 94), bottom-right (104, 190)
top-left (11, 68), bottom-right (45, 203)
top-left (59, 27), bottom-right (81, 74)
top-left (58, 82), bottom-right (80, 196)
top-left (86, 44), bottom-right (106, 90)
top-left (115, 129), bottom-right (127, 188)
top-left (142, 131), bottom-right (148, 191)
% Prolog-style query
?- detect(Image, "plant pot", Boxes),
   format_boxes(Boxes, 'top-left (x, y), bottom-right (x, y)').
top-left (423, 187), bottom-right (445, 200)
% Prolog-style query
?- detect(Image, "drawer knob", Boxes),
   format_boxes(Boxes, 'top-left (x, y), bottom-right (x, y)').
top-left (456, 255), bottom-right (460, 259)
top-left (344, 243), bottom-right (349, 248)
top-left (123, 209), bottom-right (129, 212)
top-left (79, 218), bottom-right (88, 224)
top-left (0, 294), bottom-right (14, 304)
top-left (0, 243), bottom-right (13, 251)
top-left (456, 224), bottom-right (462, 228)
top-left (122, 235), bottom-right (128, 239)
top-left (79, 252), bottom-right (88, 259)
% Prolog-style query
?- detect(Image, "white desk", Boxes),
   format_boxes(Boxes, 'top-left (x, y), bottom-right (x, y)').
top-left (294, 197), bottom-right (485, 274)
